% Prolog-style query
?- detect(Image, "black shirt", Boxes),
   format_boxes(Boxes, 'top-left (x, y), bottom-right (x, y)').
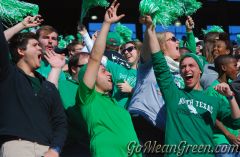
top-left (0, 21), bottom-right (67, 148)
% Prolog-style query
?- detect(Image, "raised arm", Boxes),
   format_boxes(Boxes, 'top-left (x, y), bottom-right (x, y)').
top-left (185, 16), bottom-right (196, 54)
top-left (139, 16), bottom-right (155, 63)
top-left (142, 16), bottom-right (160, 55)
top-left (83, 0), bottom-right (125, 89)
top-left (4, 15), bottom-right (43, 41)
top-left (78, 24), bottom-right (94, 52)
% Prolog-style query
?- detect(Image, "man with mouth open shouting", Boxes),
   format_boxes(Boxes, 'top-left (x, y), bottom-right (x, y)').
top-left (143, 15), bottom-right (240, 157)
top-left (0, 20), bottom-right (67, 157)
top-left (76, 1), bottom-right (141, 156)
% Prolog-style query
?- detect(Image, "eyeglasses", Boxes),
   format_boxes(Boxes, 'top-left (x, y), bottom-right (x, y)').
top-left (166, 36), bottom-right (177, 42)
top-left (121, 46), bottom-right (136, 55)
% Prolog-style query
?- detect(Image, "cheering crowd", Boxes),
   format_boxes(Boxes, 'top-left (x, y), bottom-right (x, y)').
top-left (1, 0), bottom-right (240, 157)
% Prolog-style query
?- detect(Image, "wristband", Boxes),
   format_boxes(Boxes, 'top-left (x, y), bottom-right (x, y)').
top-left (227, 95), bottom-right (234, 101)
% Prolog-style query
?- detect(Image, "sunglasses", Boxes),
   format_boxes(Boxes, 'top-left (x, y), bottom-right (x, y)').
top-left (121, 46), bottom-right (136, 55)
top-left (166, 36), bottom-right (177, 42)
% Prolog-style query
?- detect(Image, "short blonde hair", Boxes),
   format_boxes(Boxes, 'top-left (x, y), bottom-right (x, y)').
top-left (156, 31), bottom-right (171, 52)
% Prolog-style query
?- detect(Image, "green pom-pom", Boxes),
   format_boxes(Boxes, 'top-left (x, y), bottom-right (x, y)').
top-left (81, 0), bottom-right (110, 22)
top-left (139, 0), bottom-right (184, 26)
top-left (202, 26), bottom-right (224, 35)
top-left (64, 35), bottom-right (75, 45)
top-left (0, 0), bottom-right (39, 26)
top-left (114, 23), bottom-right (133, 43)
top-left (139, 0), bottom-right (201, 27)
top-left (182, 0), bottom-right (202, 15)
top-left (58, 35), bottom-right (68, 49)
top-left (76, 33), bottom-right (83, 42)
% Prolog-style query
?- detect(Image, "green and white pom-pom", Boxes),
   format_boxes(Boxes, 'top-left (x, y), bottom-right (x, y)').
top-left (0, 0), bottom-right (39, 26)
top-left (139, 0), bottom-right (201, 26)
top-left (58, 35), bottom-right (68, 49)
top-left (114, 23), bottom-right (133, 43)
top-left (81, 0), bottom-right (109, 22)
top-left (64, 35), bottom-right (75, 45)
top-left (182, 0), bottom-right (202, 15)
top-left (202, 25), bottom-right (224, 35)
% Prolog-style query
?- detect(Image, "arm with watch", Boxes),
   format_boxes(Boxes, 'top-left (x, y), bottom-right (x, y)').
top-left (214, 82), bottom-right (240, 119)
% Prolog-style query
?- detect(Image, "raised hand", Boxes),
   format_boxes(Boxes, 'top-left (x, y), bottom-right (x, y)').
top-left (77, 23), bottom-right (87, 35)
top-left (139, 15), bottom-right (153, 28)
top-left (44, 50), bottom-right (65, 69)
top-left (21, 15), bottom-right (43, 28)
top-left (214, 82), bottom-right (234, 97)
top-left (185, 16), bottom-right (194, 32)
top-left (117, 80), bottom-right (133, 93)
top-left (104, 0), bottom-right (125, 24)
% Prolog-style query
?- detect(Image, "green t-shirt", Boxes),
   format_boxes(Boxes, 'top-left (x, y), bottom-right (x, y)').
top-left (106, 60), bottom-right (137, 108)
top-left (27, 75), bottom-right (41, 93)
top-left (36, 60), bottom-right (66, 81)
top-left (152, 52), bottom-right (240, 157)
top-left (58, 78), bottom-right (89, 145)
top-left (205, 80), bottom-right (239, 145)
top-left (59, 78), bottom-right (79, 109)
top-left (77, 80), bottom-right (141, 157)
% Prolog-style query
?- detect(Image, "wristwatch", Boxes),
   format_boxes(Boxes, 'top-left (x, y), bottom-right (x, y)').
top-left (227, 95), bottom-right (234, 101)
top-left (50, 146), bottom-right (61, 154)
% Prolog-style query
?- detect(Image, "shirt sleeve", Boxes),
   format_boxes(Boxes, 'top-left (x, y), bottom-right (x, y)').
top-left (0, 20), bottom-right (11, 78)
top-left (152, 52), bottom-right (179, 102)
top-left (78, 80), bottom-right (95, 105)
top-left (186, 32), bottom-right (196, 54)
top-left (82, 33), bottom-right (94, 53)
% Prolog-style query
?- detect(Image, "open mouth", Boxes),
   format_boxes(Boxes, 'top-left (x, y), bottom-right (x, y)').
top-left (38, 54), bottom-right (42, 59)
top-left (46, 46), bottom-right (53, 51)
top-left (108, 77), bottom-right (112, 83)
top-left (185, 74), bottom-right (193, 82)
top-left (176, 46), bottom-right (179, 50)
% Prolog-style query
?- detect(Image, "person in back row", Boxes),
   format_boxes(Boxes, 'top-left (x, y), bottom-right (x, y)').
top-left (76, 1), bottom-right (141, 156)
top-left (36, 25), bottom-right (66, 81)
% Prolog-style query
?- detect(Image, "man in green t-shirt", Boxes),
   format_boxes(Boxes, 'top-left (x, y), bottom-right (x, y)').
top-left (143, 15), bottom-right (240, 157)
top-left (76, 1), bottom-right (141, 157)
top-left (59, 53), bottom-right (91, 156)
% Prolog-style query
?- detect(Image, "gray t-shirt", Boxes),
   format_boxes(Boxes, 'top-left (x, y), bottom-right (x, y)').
top-left (200, 64), bottom-right (218, 90)
top-left (128, 61), bottom-right (183, 130)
